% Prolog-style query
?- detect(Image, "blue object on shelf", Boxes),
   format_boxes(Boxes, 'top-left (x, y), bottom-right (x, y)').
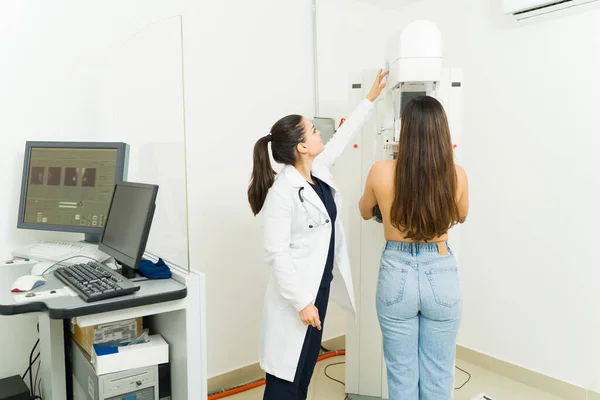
top-left (138, 258), bottom-right (172, 279)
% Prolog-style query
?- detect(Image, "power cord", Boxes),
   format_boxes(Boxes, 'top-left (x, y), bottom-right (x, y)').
top-left (21, 339), bottom-right (40, 398)
top-left (20, 353), bottom-right (39, 381)
top-left (324, 360), bottom-right (471, 396)
top-left (33, 359), bottom-right (41, 398)
top-left (324, 361), bottom-right (346, 386)
top-left (21, 323), bottom-right (43, 400)
top-left (41, 255), bottom-right (101, 276)
top-left (454, 365), bottom-right (472, 390)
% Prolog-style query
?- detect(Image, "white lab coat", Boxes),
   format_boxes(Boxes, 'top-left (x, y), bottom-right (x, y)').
top-left (258, 98), bottom-right (374, 382)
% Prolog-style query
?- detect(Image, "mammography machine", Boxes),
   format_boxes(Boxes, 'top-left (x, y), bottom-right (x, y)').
top-left (331, 20), bottom-right (464, 399)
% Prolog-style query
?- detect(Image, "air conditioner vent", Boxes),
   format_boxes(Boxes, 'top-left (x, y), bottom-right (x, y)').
top-left (504, 0), bottom-right (599, 20)
top-left (514, 0), bottom-right (572, 15)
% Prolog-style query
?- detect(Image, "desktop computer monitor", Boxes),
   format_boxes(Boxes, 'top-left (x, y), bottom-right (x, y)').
top-left (17, 141), bottom-right (129, 243)
top-left (98, 181), bottom-right (159, 278)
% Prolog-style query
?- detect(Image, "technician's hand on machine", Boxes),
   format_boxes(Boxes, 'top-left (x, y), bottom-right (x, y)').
top-left (366, 68), bottom-right (389, 102)
top-left (299, 303), bottom-right (321, 330)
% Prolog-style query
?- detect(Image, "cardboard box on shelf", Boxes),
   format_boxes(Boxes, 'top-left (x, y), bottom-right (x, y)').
top-left (71, 317), bottom-right (143, 356)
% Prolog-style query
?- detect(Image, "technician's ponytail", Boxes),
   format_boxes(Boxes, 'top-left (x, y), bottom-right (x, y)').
top-left (248, 135), bottom-right (275, 216)
top-left (247, 114), bottom-right (306, 215)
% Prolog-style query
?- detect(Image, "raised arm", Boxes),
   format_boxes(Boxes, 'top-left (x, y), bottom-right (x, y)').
top-left (316, 69), bottom-right (389, 167)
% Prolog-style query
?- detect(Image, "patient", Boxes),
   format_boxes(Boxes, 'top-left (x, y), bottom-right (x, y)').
top-left (358, 95), bottom-right (469, 399)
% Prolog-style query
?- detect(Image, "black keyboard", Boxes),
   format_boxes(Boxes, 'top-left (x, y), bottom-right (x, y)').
top-left (53, 261), bottom-right (140, 302)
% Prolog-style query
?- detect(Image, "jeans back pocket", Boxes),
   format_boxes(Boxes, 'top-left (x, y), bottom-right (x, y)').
top-left (376, 266), bottom-right (408, 306)
top-left (425, 266), bottom-right (460, 308)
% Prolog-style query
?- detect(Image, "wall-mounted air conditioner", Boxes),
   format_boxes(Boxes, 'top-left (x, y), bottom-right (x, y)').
top-left (503, 0), bottom-right (599, 20)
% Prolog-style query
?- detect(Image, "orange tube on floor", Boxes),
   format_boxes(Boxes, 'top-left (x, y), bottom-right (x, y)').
top-left (207, 350), bottom-right (346, 399)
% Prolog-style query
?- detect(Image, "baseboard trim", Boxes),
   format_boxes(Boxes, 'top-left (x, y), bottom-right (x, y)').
top-left (456, 345), bottom-right (592, 400)
top-left (208, 337), bottom-right (598, 399)
top-left (207, 336), bottom-right (346, 394)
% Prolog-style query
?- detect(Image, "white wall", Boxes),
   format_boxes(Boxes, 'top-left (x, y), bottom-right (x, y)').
top-left (0, 0), bottom-right (323, 382)
top-left (318, 0), bottom-right (600, 392)
top-left (459, 0), bottom-right (599, 390)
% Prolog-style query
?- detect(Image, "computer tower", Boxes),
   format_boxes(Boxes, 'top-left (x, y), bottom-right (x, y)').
top-left (157, 363), bottom-right (171, 400)
top-left (71, 340), bottom-right (159, 400)
top-left (0, 375), bottom-right (29, 400)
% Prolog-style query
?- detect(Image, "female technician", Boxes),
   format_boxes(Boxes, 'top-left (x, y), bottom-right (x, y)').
top-left (247, 70), bottom-right (388, 399)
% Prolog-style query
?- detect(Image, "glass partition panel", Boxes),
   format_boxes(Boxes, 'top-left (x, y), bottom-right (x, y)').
top-left (100, 16), bottom-right (189, 273)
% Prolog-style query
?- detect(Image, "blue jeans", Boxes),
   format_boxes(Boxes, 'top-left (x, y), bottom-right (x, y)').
top-left (376, 241), bottom-right (461, 400)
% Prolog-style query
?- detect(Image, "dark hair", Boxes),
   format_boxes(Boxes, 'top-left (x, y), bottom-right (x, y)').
top-left (247, 114), bottom-right (306, 215)
top-left (390, 96), bottom-right (460, 241)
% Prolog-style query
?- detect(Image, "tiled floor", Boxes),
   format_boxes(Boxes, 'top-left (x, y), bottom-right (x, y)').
top-left (225, 356), bottom-right (567, 400)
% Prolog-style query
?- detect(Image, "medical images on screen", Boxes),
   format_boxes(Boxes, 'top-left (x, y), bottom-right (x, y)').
top-left (23, 148), bottom-right (118, 229)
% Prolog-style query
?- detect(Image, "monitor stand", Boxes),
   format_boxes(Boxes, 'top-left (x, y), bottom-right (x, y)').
top-left (83, 233), bottom-right (101, 244)
top-left (119, 264), bottom-right (137, 279)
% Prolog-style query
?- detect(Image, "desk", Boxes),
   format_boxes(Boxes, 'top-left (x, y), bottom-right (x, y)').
top-left (0, 261), bottom-right (207, 400)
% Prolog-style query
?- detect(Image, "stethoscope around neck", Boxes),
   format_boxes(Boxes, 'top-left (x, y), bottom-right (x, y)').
top-left (297, 187), bottom-right (330, 229)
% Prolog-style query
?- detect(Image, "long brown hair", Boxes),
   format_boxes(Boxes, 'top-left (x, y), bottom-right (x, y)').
top-left (390, 96), bottom-right (460, 241)
top-left (247, 115), bottom-right (306, 215)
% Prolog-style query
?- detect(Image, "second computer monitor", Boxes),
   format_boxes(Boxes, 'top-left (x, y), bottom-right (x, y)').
top-left (98, 181), bottom-right (159, 278)
top-left (17, 141), bottom-right (129, 243)
top-left (313, 117), bottom-right (336, 144)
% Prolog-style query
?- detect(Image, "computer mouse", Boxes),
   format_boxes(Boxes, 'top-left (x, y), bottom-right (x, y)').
top-left (11, 275), bottom-right (47, 293)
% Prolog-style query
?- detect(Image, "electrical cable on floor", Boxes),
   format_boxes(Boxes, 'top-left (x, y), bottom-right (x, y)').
top-left (324, 361), bottom-right (346, 386)
top-left (207, 350), bottom-right (346, 399)
top-left (454, 365), bottom-right (471, 390)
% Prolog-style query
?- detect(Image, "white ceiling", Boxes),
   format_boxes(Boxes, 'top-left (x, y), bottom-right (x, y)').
top-left (356, 0), bottom-right (422, 10)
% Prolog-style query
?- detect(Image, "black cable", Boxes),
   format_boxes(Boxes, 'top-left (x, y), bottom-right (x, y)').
top-left (28, 340), bottom-right (39, 397)
top-left (320, 345), bottom-right (331, 353)
top-left (41, 255), bottom-right (100, 276)
top-left (21, 353), bottom-right (39, 381)
top-left (36, 375), bottom-right (42, 400)
top-left (324, 361), bottom-right (346, 387)
top-left (33, 359), bottom-right (41, 397)
top-left (21, 338), bottom-right (39, 380)
top-left (454, 365), bottom-right (471, 390)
